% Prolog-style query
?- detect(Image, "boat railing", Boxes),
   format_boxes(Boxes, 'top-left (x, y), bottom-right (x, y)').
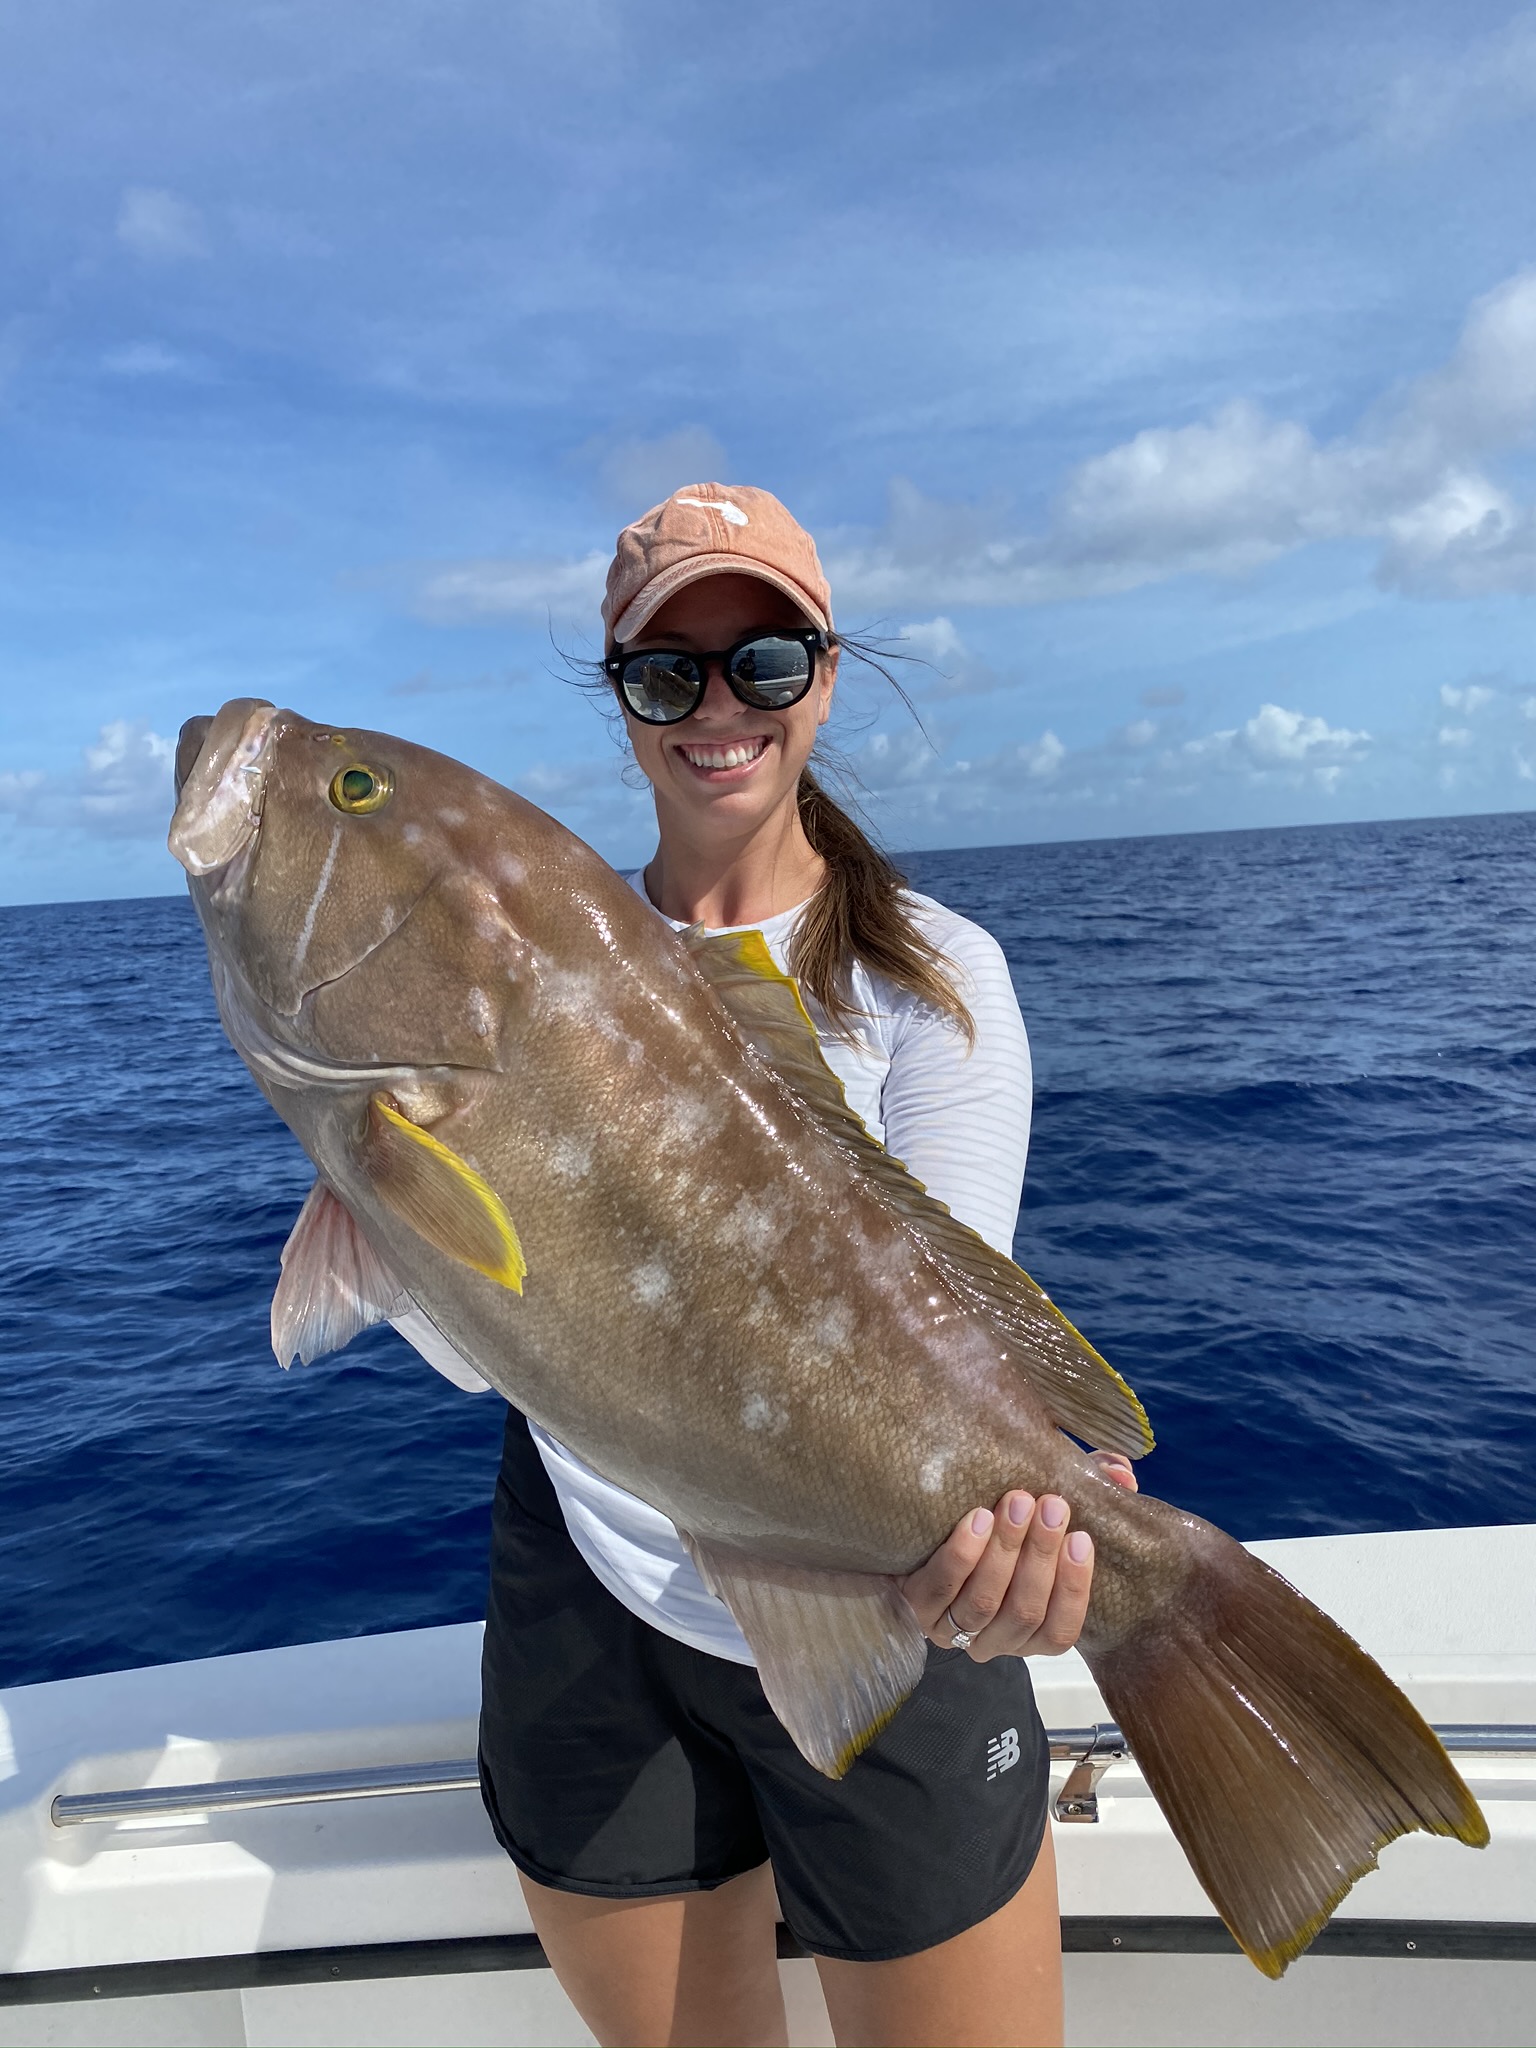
top-left (47, 1723), bottom-right (1536, 1829)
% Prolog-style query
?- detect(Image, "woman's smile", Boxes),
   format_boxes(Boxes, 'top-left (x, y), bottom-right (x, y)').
top-left (671, 732), bottom-right (772, 779)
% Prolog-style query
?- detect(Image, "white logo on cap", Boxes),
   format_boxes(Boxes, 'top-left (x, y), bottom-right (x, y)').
top-left (677, 494), bottom-right (748, 527)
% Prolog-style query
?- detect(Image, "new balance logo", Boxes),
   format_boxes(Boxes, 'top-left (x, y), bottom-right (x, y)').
top-left (986, 1727), bottom-right (1020, 1780)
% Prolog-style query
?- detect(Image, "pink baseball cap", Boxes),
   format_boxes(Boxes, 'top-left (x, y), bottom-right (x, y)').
top-left (602, 484), bottom-right (833, 649)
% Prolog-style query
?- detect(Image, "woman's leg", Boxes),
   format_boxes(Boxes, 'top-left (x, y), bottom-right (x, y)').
top-left (519, 1860), bottom-right (789, 2048)
top-left (812, 1828), bottom-right (1063, 2048)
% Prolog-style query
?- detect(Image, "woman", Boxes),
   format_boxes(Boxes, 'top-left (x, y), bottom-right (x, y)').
top-left (478, 484), bottom-right (1136, 2048)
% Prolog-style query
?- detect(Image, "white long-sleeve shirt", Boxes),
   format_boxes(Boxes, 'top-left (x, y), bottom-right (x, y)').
top-left (530, 873), bottom-right (1033, 1665)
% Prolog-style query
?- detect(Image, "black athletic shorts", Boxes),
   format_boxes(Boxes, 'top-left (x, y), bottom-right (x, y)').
top-left (478, 1410), bottom-right (1051, 1964)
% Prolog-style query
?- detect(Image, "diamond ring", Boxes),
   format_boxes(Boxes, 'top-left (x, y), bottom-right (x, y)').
top-left (943, 1605), bottom-right (975, 1651)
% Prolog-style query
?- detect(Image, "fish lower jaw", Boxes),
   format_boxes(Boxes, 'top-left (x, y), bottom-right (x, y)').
top-left (675, 736), bottom-right (771, 776)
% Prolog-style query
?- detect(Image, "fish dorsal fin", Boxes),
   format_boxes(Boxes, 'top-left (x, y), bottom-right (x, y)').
top-left (358, 1094), bottom-right (527, 1293)
top-left (684, 1534), bottom-right (929, 1778)
top-left (272, 1180), bottom-right (412, 1367)
top-left (685, 928), bottom-right (1154, 1460)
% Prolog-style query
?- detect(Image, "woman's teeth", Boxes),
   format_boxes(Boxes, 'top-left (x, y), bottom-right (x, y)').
top-left (678, 737), bottom-right (769, 771)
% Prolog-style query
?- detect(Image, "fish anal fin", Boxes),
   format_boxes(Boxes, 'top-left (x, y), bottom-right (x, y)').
top-left (683, 928), bottom-right (1153, 1459)
top-left (359, 1094), bottom-right (527, 1293)
top-left (271, 1181), bottom-right (411, 1367)
top-left (1085, 1514), bottom-right (1488, 1977)
top-left (684, 1534), bottom-right (929, 1778)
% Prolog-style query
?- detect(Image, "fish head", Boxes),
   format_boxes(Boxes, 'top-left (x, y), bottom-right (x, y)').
top-left (169, 698), bottom-right (546, 1085)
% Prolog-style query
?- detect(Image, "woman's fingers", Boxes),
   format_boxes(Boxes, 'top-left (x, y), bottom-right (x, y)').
top-left (940, 1490), bottom-right (1037, 1646)
top-left (1088, 1450), bottom-right (1138, 1493)
top-left (900, 1491), bottom-right (1098, 1659)
top-left (967, 1494), bottom-right (1093, 1659)
top-left (898, 1504), bottom-right (996, 1638)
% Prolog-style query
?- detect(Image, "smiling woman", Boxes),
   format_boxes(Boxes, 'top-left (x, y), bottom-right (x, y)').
top-left (477, 483), bottom-right (1137, 2048)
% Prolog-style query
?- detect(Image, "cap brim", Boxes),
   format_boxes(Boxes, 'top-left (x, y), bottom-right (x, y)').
top-left (609, 553), bottom-right (830, 646)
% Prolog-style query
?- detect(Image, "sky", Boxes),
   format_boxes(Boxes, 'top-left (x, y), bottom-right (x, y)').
top-left (2, 0), bottom-right (1535, 904)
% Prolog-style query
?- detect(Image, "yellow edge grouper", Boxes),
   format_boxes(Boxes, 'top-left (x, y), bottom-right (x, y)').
top-left (169, 698), bottom-right (1487, 1978)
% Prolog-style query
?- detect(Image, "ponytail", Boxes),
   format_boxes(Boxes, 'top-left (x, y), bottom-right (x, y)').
top-left (790, 767), bottom-right (976, 1047)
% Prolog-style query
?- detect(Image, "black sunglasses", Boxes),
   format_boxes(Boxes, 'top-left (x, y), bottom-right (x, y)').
top-left (604, 628), bottom-right (829, 725)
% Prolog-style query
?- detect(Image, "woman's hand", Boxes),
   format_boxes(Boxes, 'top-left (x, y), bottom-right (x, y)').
top-left (899, 1453), bottom-right (1138, 1661)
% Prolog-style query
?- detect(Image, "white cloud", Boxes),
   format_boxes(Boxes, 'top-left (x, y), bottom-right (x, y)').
top-left (100, 341), bottom-right (203, 378)
top-left (1183, 704), bottom-right (1371, 791)
top-left (885, 615), bottom-right (1005, 698)
top-left (1440, 683), bottom-right (1494, 712)
top-left (899, 616), bottom-right (965, 664)
top-left (116, 186), bottom-right (209, 263)
top-left (1022, 730), bottom-right (1065, 779)
top-left (0, 768), bottom-right (46, 815)
top-left (0, 721), bottom-right (174, 837)
top-left (432, 268), bottom-right (1536, 622)
top-left (375, 240), bottom-right (1536, 671)
top-left (841, 695), bottom-right (1382, 846)
top-left (1438, 725), bottom-right (1473, 748)
top-left (414, 550), bottom-right (610, 624)
top-left (823, 270), bottom-right (1536, 609)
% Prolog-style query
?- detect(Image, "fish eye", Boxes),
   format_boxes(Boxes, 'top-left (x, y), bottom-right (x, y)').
top-left (329, 763), bottom-right (394, 814)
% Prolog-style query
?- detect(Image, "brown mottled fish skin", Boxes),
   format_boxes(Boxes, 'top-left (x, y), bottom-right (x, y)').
top-left (169, 699), bottom-right (1487, 1978)
top-left (170, 701), bottom-right (1107, 1569)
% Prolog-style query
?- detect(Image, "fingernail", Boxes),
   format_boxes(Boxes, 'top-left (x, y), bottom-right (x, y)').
top-left (1067, 1530), bottom-right (1091, 1563)
top-left (1007, 1492), bottom-right (1034, 1527)
top-left (971, 1508), bottom-right (993, 1537)
top-left (1041, 1496), bottom-right (1067, 1529)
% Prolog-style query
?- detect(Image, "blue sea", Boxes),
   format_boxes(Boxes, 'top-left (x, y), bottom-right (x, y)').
top-left (3, 811), bottom-right (1534, 1692)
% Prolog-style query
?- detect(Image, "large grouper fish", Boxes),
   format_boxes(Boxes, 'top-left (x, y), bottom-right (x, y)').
top-left (169, 698), bottom-right (1486, 1977)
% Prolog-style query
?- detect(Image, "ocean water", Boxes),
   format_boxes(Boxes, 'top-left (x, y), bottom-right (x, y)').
top-left (2, 810), bottom-right (1533, 1691)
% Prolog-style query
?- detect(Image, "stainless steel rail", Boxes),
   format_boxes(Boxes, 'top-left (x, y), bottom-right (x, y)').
top-left (49, 1722), bottom-right (1536, 1829)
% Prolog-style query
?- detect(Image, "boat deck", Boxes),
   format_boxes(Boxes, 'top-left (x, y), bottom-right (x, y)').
top-left (1, 1523), bottom-right (1532, 2046)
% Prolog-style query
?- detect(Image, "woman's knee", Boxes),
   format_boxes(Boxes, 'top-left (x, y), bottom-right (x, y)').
top-left (518, 1863), bottom-right (789, 2048)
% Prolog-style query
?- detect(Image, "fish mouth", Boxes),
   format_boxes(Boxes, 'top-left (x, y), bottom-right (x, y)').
top-left (168, 699), bottom-right (281, 877)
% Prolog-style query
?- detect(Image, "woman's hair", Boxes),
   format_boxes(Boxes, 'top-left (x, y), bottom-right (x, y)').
top-left (563, 625), bottom-right (976, 1046)
top-left (790, 735), bottom-right (975, 1047)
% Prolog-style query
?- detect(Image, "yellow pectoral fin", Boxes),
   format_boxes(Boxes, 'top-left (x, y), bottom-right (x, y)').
top-left (360, 1095), bottom-right (526, 1293)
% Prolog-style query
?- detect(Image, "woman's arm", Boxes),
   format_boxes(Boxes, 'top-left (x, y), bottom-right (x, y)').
top-left (876, 905), bottom-right (1137, 1661)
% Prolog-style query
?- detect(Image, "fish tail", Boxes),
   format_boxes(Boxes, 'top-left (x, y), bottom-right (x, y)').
top-left (1081, 1518), bottom-right (1488, 1977)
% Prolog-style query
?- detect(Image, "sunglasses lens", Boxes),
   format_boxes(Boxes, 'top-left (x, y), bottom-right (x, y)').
top-left (728, 635), bottom-right (814, 708)
top-left (618, 652), bottom-right (702, 722)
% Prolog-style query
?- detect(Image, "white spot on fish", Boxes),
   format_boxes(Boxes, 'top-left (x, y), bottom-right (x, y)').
top-left (814, 1301), bottom-right (853, 1352)
top-left (468, 987), bottom-right (494, 1039)
top-left (721, 1192), bottom-right (783, 1260)
top-left (660, 1090), bottom-right (722, 1147)
top-left (631, 1261), bottom-right (672, 1307)
top-left (919, 1451), bottom-right (951, 1495)
top-left (550, 1134), bottom-right (593, 1180)
top-left (439, 807), bottom-right (466, 827)
top-left (402, 822), bottom-right (423, 846)
top-left (498, 854), bottom-right (527, 886)
top-left (741, 1392), bottom-right (789, 1434)
top-left (292, 826), bottom-right (342, 975)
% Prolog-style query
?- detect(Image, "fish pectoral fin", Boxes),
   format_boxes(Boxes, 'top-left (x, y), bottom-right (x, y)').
top-left (388, 1302), bottom-right (493, 1393)
top-left (271, 1180), bottom-right (412, 1366)
top-left (358, 1094), bottom-right (527, 1293)
top-left (683, 1535), bottom-right (929, 1779)
top-left (684, 928), bottom-right (1153, 1461)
